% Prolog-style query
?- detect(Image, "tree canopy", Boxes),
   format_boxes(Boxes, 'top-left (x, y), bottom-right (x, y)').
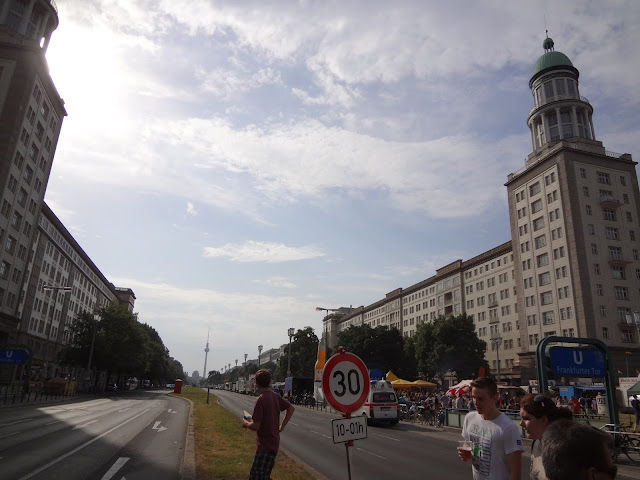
top-left (276, 326), bottom-right (319, 380)
top-left (336, 324), bottom-right (406, 375)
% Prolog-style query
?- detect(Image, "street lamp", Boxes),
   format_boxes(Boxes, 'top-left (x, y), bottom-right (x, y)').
top-left (235, 359), bottom-right (238, 368)
top-left (84, 313), bottom-right (100, 392)
top-left (42, 283), bottom-right (73, 378)
top-left (287, 327), bottom-right (295, 377)
top-left (625, 312), bottom-right (640, 343)
top-left (258, 345), bottom-right (263, 367)
top-left (244, 353), bottom-right (248, 366)
top-left (491, 336), bottom-right (503, 382)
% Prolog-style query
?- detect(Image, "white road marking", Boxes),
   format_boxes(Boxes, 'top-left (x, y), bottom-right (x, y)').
top-left (101, 456), bottom-right (129, 480)
top-left (117, 408), bottom-right (130, 412)
top-left (17, 409), bottom-right (150, 480)
top-left (152, 421), bottom-right (167, 432)
top-left (355, 447), bottom-right (387, 460)
top-left (0, 431), bottom-right (20, 439)
top-left (0, 418), bottom-right (32, 427)
top-left (288, 421), bottom-right (298, 426)
top-left (167, 409), bottom-right (176, 413)
top-left (310, 430), bottom-right (331, 439)
top-left (73, 420), bottom-right (99, 430)
top-left (45, 421), bottom-right (62, 426)
top-left (373, 433), bottom-right (400, 442)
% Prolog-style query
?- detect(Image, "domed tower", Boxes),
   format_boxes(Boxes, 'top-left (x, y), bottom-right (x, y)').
top-left (0, 0), bottom-right (65, 345)
top-left (527, 35), bottom-right (595, 151)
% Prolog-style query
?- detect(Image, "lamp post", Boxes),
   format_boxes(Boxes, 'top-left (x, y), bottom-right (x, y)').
top-left (287, 327), bottom-right (295, 377)
top-left (84, 313), bottom-right (100, 392)
top-left (258, 345), bottom-right (263, 367)
top-left (625, 312), bottom-right (640, 343)
top-left (42, 283), bottom-right (73, 378)
top-left (244, 353), bottom-right (248, 366)
top-left (235, 359), bottom-right (238, 368)
top-left (491, 336), bottom-right (503, 382)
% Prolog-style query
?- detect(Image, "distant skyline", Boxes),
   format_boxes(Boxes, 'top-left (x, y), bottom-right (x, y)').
top-left (44, 1), bottom-right (640, 376)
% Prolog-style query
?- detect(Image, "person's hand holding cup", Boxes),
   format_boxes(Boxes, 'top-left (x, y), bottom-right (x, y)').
top-left (457, 440), bottom-right (472, 461)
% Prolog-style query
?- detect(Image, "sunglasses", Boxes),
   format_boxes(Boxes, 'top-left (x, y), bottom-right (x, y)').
top-left (534, 394), bottom-right (547, 406)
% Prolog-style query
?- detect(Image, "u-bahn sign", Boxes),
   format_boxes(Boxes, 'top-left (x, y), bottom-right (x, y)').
top-left (0, 348), bottom-right (28, 364)
top-left (550, 347), bottom-right (605, 377)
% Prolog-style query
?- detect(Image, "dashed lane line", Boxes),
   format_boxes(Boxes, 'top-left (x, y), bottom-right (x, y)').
top-left (355, 447), bottom-right (387, 460)
top-left (0, 431), bottom-right (20, 439)
top-left (310, 430), bottom-right (331, 439)
top-left (0, 419), bottom-right (32, 427)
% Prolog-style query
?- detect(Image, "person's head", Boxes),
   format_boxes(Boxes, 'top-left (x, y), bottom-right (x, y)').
top-left (255, 369), bottom-right (272, 389)
top-left (542, 420), bottom-right (615, 480)
top-left (519, 394), bottom-right (573, 440)
top-left (470, 377), bottom-right (499, 417)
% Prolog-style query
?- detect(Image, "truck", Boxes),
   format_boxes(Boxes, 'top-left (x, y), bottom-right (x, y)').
top-left (284, 376), bottom-right (314, 403)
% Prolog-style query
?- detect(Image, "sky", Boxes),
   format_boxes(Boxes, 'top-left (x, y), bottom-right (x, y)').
top-left (42, 0), bottom-right (640, 378)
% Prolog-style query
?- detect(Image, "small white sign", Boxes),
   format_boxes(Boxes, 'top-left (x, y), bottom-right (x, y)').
top-left (332, 416), bottom-right (367, 444)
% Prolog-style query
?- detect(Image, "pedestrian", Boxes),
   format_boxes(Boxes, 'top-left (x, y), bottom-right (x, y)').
top-left (585, 394), bottom-right (594, 419)
top-left (632, 394), bottom-right (640, 433)
top-left (243, 369), bottom-right (295, 480)
top-left (457, 377), bottom-right (524, 479)
top-left (568, 395), bottom-right (581, 415)
top-left (541, 419), bottom-right (615, 480)
top-left (519, 394), bottom-right (573, 480)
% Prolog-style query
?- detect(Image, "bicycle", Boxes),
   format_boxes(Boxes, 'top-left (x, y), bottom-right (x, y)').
top-left (600, 424), bottom-right (640, 464)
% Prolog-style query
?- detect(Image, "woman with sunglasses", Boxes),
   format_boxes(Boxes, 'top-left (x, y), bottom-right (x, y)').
top-left (520, 394), bottom-right (573, 480)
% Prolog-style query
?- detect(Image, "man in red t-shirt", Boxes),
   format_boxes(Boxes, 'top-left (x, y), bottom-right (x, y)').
top-left (243, 369), bottom-right (295, 479)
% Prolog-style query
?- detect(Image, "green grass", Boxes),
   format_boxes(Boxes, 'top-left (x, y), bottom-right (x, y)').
top-left (176, 387), bottom-right (315, 479)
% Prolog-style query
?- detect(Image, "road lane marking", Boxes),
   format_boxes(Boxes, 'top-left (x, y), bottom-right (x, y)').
top-left (0, 418), bottom-right (32, 427)
top-left (288, 421), bottom-right (298, 426)
top-left (310, 430), bottom-right (331, 439)
top-left (373, 433), bottom-right (400, 442)
top-left (117, 408), bottom-right (130, 412)
top-left (17, 408), bottom-right (151, 480)
top-left (0, 431), bottom-right (20, 439)
top-left (45, 421), bottom-right (62, 425)
top-left (355, 447), bottom-right (387, 460)
top-left (101, 457), bottom-right (130, 480)
top-left (152, 421), bottom-right (167, 432)
top-left (73, 420), bottom-right (99, 430)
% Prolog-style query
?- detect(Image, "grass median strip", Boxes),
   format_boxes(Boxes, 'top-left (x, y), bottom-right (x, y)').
top-left (176, 388), bottom-right (314, 479)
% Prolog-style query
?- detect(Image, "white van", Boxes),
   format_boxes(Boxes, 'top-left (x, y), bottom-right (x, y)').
top-left (355, 380), bottom-right (399, 426)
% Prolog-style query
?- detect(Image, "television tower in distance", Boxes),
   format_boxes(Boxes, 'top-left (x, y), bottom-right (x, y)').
top-left (203, 326), bottom-right (210, 381)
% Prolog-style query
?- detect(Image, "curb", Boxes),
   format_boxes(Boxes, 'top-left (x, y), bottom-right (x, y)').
top-left (173, 394), bottom-right (196, 480)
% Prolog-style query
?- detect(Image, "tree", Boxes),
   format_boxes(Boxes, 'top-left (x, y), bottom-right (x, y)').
top-left (276, 327), bottom-right (319, 379)
top-left (336, 324), bottom-right (406, 374)
top-left (413, 313), bottom-right (488, 384)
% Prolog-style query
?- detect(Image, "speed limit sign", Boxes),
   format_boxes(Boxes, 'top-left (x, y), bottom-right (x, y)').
top-left (322, 350), bottom-right (370, 414)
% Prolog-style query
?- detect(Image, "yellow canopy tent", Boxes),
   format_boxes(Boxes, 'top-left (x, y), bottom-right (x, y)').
top-left (391, 379), bottom-right (415, 389)
top-left (412, 379), bottom-right (437, 388)
top-left (386, 370), bottom-right (400, 382)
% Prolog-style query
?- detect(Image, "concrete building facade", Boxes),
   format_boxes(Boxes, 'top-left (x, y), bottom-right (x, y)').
top-left (324, 37), bottom-right (640, 384)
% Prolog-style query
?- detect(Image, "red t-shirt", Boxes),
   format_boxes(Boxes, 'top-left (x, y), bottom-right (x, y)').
top-left (252, 389), bottom-right (291, 453)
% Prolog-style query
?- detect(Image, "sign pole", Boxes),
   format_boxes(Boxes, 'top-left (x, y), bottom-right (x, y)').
top-left (344, 413), bottom-right (353, 480)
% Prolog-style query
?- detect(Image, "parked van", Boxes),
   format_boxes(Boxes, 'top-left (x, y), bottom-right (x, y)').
top-left (355, 379), bottom-right (399, 426)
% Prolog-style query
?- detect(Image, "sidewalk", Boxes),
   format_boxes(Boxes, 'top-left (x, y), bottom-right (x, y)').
top-left (0, 384), bottom-right (81, 409)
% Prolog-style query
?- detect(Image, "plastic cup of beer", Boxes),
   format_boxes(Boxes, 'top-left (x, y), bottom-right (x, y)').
top-left (458, 441), bottom-right (472, 461)
top-left (472, 442), bottom-right (482, 458)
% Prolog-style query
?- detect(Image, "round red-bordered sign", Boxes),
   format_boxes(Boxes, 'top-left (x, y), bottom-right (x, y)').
top-left (322, 350), bottom-right (370, 414)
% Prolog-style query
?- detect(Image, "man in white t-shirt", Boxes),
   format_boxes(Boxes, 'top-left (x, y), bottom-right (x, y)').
top-left (458, 377), bottom-right (524, 480)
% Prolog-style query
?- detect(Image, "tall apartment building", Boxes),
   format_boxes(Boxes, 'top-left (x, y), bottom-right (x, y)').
top-left (0, 2), bottom-right (135, 381)
top-left (0, 0), bottom-right (64, 345)
top-left (324, 36), bottom-right (639, 384)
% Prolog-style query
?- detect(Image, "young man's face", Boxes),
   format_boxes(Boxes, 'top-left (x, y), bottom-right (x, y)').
top-left (471, 386), bottom-right (499, 416)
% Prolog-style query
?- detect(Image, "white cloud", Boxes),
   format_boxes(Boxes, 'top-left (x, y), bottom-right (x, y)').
top-left (254, 277), bottom-right (298, 289)
top-left (186, 202), bottom-right (198, 216)
top-left (203, 241), bottom-right (325, 263)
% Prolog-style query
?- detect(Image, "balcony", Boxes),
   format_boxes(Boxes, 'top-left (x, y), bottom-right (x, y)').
top-left (488, 300), bottom-right (498, 308)
top-left (599, 195), bottom-right (622, 209)
top-left (528, 94), bottom-right (591, 118)
top-left (608, 253), bottom-right (631, 267)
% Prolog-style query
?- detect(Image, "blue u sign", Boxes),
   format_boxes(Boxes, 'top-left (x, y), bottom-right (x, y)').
top-left (550, 347), bottom-right (605, 377)
top-left (0, 348), bottom-right (28, 364)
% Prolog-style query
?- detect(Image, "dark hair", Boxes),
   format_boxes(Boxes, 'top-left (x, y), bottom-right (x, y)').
top-left (520, 394), bottom-right (573, 422)
top-left (255, 369), bottom-right (271, 388)
top-left (542, 420), bottom-right (613, 480)
top-left (470, 377), bottom-right (498, 396)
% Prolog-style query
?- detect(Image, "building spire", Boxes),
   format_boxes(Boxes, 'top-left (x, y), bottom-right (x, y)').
top-left (203, 326), bottom-right (210, 381)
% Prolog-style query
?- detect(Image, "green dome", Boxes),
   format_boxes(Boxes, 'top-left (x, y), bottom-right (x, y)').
top-left (532, 51), bottom-right (574, 76)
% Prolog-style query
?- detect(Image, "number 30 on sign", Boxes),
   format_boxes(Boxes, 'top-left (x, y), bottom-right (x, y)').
top-left (322, 351), bottom-right (370, 414)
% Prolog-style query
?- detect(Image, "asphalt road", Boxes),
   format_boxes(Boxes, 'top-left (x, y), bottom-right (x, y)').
top-left (0, 389), bottom-right (189, 480)
top-left (213, 389), bottom-right (639, 480)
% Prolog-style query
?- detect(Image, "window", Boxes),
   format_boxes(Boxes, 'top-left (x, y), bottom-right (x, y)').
top-left (609, 246), bottom-right (623, 260)
top-left (5, 236), bottom-right (15, 254)
top-left (533, 216), bottom-right (545, 231)
top-left (627, 212), bottom-right (633, 222)
top-left (591, 243), bottom-right (598, 255)
top-left (542, 311), bottom-right (555, 325)
top-left (549, 208), bottom-right (561, 222)
top-left (612, 267), bottom-right (626, 280)
top-left (594, 264), bottom-right (600, 274)
top-left (634, 249), bottom-right (639, 261)
top-left (602, 327), bottom-right (609, 339)
top-left (529, 182), bottom-right (541, 196)
top-left (620, 176), bottom-right (627, 187)
top-left (596, 283), bottom-right (603, 296)
top-left (553, 246), bottom-right (565, 259)
top-left (555, 266), bottom-right (567, 279)
top-left (539, 272), bottom-right (551, 286)
top-left (597, 172), bottom-right (611, 185)
top-left (531, 199), bottom-right (543, 213)
top-left (624, 193), bottom-right (630, 204)
top-left (540, 291), bottom-right (553, 305)
top-left (535, 235), bottom-right (547, 249)
top-left (603, 209), bottom-right (616, 221)
top-left (615, 286), bottom-right (629, 300)
top-left (580, 168), bottom-right (586, 179)
top-left (588, 224), bottom-right (595, 235)
top-left (547, 190), bottom-right (558, 203)
top-left (606, 227), bottom-right (619, 240)
top-left (537, 253), bottom-right (549, 267)
top-left (583, 186), bottom-right (589, 197)
top-left (23, 165), bottom-right (34, 184)
top-left (599, 305), bottom-right (606, 317)
top-left (586, 205), bottom-right (592, 215)
top-left (631, 230), bottom-right (636, 241)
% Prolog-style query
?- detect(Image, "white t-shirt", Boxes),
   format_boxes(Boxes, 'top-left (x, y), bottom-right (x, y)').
top-left (462, 411), bottom-right (524, 480)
